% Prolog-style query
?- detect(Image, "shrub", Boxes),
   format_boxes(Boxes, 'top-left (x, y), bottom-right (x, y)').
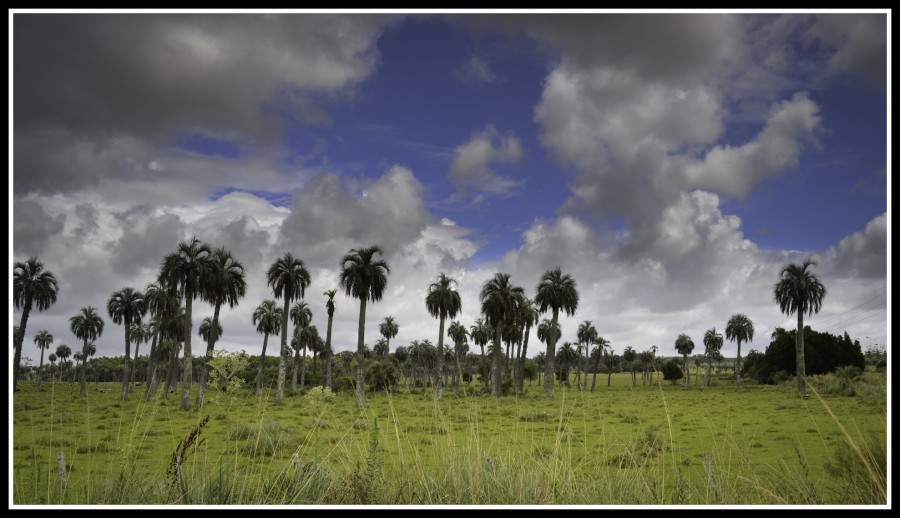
top-left (661, 360), bottom-right (683, 383)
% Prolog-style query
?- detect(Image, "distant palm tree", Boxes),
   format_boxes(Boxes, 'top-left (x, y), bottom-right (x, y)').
top-left (196, 247), bottom-right (246, 408)
top-left (537, 318), bottom-right (560, 387)
top-left (198, 316), bottom-right (222, 346)
top-left (339, 246), bottom-right (390, 408)
top-left (374, 338), bottom-right (390, 359)
top-left (674, 334), bottom-right (695, 387)
top-left (160, 237), bottom-right (214, 411)
top-left (590, 336), bottom-right (610, 391)
top-left (515, 298), bottom-right (539, 394)
top-left (426, 273), bottom-right (462, 400)
top-left (252, 299), bottom-right (282, 396)
top-left (447, 320), bottom-right (468, 391)
top-left (34, 330), bottom-right (53, 390)
top-left (54, 343), bottom-right (72, 383)
top-left (725, 314), bottom-right (754, 391)
top-left (534, 351), bottom-right (546, 385)
top-left (108, 287), bottom-right (147, 401)
top-left (13, 257), bottom-right (59, 391)
top-left (774, 259), bottom-right (827, 397)
top-left (639, 350), bottom-right (653, 384)
top-left (290, 300), bottom-right (312, 390)
top-left (604, 349), bottom-right (619, 387)
top-left (143, 279), bottom-right (177, 401)
top-left (535, 267), bottom-right (579, 400)
top-left (623, 346), bottom-right (637, 386)
top-left (576, 320), bottom-right (598, 391)
top-left (69, 306), bottom-right (104, 397)
top-left (48, 353), bottom-right (57, 381)
top-left (379, 316), bottom-right (399, 353)
top-left (703, 327), bottom-right (724, 387)
top-left (469, 317), bottom-right (492, 392)
top-left (131, 321), bottom-right (152, 386)
top-left (481, 273), bottom-right (525, 398)
top-left (323, 289), bottom-right (337, 391)
top-left (556, 342), bottom-right (577, 386)
top-left (267, 253), bottom-right (311, 406)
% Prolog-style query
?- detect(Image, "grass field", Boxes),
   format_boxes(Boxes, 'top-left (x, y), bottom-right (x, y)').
top-left (10, 371), bottom-right (888, 506)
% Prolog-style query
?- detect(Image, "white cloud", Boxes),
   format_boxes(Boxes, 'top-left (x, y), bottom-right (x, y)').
top-left (455, 54), bottom-right (502, 86)
top-left (449, 125), bottom-right (524, 196)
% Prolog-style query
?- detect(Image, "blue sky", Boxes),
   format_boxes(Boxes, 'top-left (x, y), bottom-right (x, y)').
top-left (11, 11), bottom-right (889, 364)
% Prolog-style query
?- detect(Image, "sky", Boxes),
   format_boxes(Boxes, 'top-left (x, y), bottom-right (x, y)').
top-left (10, 10), bottom-right (889, 367)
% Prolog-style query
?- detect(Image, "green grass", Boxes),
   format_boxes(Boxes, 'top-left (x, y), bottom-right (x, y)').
top-left (10, 372), bottom-right (887, 505)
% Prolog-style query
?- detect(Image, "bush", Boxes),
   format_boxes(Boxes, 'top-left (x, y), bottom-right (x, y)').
top-left (333, 376), bottom-right (355, 393)
top-left (660, 360), bottom-right (683, 383)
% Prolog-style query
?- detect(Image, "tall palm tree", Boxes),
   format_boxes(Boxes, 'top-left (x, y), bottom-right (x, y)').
top-left (379, 316), bottom-right (399, 353)
top-left (34, 330), bottom-right (53, 391)
top-left (469, 318), bottom-right (492, 393)
top-left (674, 333), bottom-right (695, 387)
top-left (290, 300), bottom-right (313, 390)
top-left (131, 321), bottom-right (152, 386)
top-left (197, 247), bottom-right (247, 408)
top-left (69, 306), bottom-right (104, 397)
top-left (534, 267), bottom-right (579, 400)
top-left (107, 287), bottom-right (147, 401)
top-left (267, 253), bottom-right (311, 406)
top-left (515, 298), bottom-right (539, 394)
top-left (725, 314), bottom-right (754, 391)
top-left (143, 280), bottom-right (176, 400)
top-left (13, 257), bottom-right (59, 391)
top-left (576, 320), bottom-right (598, 391)
top-left (447, 320), bottom-right (468, 391)
top-left (590, 336), bottom-right (610, 391)
top-left (55, 344), bottom-right (72, 381)
top-left (160, 237), bottom-right (214, 411)
top-left (622, 346), bottom-right (637, 386)
top-left (703, 327), bottom-right (724, 387)
top-left (774, 260), bottom-right (826, 397)
top-left (339, 246), bottom-right (390, 408)
top-left (426, 273), bottom-right (462, 400)
top-left (480, 273), bottom-right (525, 398)
top-left (252, 299), bottom-right (282, 396)
top-left (323, 289), bottom-right (337, 391)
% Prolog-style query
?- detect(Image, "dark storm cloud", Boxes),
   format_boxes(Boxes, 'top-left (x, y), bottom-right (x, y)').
top-left (13, 200), bottom-right (67, 256)
top-left (109, 211), bottom-right (187, 275)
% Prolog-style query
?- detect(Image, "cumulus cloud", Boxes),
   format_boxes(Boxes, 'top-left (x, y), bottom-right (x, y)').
top-left (808, 13), bottom-right (887, 86)
top-left (13, 199), bottom-right (67, 256)
top-left (684, 92), bottom-right (822, 198)
top-left (449, 125), bottom-right (524, 196)
top-left (824, 213), bottom-right (887, 279)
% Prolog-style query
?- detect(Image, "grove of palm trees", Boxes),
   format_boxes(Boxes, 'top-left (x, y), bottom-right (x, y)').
top-left (11, 247), bottom-right (885, 506)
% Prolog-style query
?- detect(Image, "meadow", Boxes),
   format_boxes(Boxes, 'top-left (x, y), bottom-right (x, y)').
top-left (10, 371), bottom-right (887, 506)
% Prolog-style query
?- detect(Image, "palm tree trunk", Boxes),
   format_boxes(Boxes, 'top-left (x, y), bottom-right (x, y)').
top-left (80, 339), bottom-right (89, 398)
top-left (517, 325), bottom-right (531, 394)
top-left (683, 353), bottom-right (690, 387)
top-left (121, 321), bottom-right (132, 401)
top-left (591, 352), bottom-right (601, 391)
top-left (37, 348), bottom-right (45, 391)
top-left (436, 316), bottom-right (445, 400)
top-left (355, 297), bottom-right (367, 408)
top-left (165, 344), bottom-right (181, 397)
top-left (706, 359), bottom-right (712, 387)
top-left (144, 327), bottom-right (160, 401)
top-left (256, 333), bottom-right (270, 396)
top-left (13, 297), bottom-right (32, 392)
top-left (796, 314), bottom-right (806, 397)
top-left (300, 346), bottom-right (308, 390)
top-left (491, 325), bottom-right (503, 398)
top-left (179, 292), bottom-right (194, 411)
top-left (607, 365), bottom-right (612, 387)
top-left (479, 344), bottom-right (489, 393)
top-left (276, 299), bottom-right (290, 406)
top-left (544, 308), bottom-right (559, 400)
top-left (325, 313), bottom-right (334, 392)
top-left (736, 338), bottom-right (744, 391)
top-left (196, 303), bottom-right (222, 409)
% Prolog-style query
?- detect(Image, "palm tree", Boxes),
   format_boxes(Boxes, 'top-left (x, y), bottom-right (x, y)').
top-left (724, 314), bottom-right (754, 391)
top-left (267, 252), bottom-right (312, 406)
top-left (374, 338), bottom-right (390, 359)
top-left (639, 350), bottom-right (653, 384)
top-left (604, 349), bottom-right (619, 387)
top-left (54, 343), bottom-right (72, 383)
top-left (196, 247), bottom-right (247, 408)
top-left (198, 317), bottom-right (222, 347)
top-left (534, 267), bottom-right (579, 400)
top-left (576, 321), bottom-right (598, 391)
top-left (160, 236), bottom-right (214, 411)
top-left (34, 330), bottom-right (53, 391)
top-left (339, 246), bottom-right (390, 408)
top-left (323, 289), bottom-right (337, 392)
top-left (379, 316), bottom-right (399, 353)
top-left (469, 318), bottom-right (492, 393)
top-left (447, 320), bottom-right (468, 392)
top-left (48, 353), bottom-right (58, 381)
top-left (426, 273), bottom-right (462, 400)
top-left (69, 306), bottom-right (104, 397)
top-left (590, 336), bottom-right (610, 391)
top-left (556, 342), bottom-right (577, 386)
top-left (674, 333), bottom-right (695, 387)
top-left (623, 346), bottom-right (637, 386)
top-left (252, 299), bottom-right (282, 396)
top-left (143, 280), bottom-right (176, 401)
top-left (131, 321), bottom-right (152, 386)
top-left (703, 327), bottom-right (724, 387)
top-left (13, 257), bottom-right (59, 391)
top-left (516, 298), bottom-right (539, 394)
top-left (480, 273), bottom-right (525, 398)
top-left (290, 300), bottom-right (312, 390)
top-left (108, 287), bottom-right (146, 401)
top-left (774, 260), bottom-right (826, 397)
top-left (534, 351), bottom-right (546, 385)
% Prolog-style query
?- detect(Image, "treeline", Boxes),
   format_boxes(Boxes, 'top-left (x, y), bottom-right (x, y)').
top-left (743, 327), bottom-right (866, 384)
